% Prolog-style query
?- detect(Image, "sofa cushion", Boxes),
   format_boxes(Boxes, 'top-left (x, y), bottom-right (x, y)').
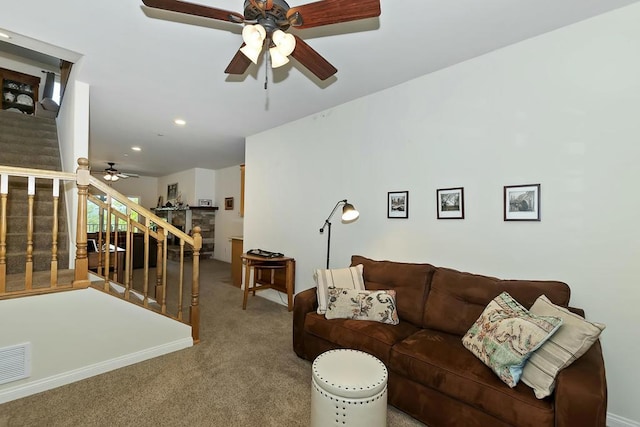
top-left (423, 267), bottom-right (571, 336)
top-left (314, 264), bottom-right (365, 314)
top-left (521, 295), bottom-right (606, 398)
top-left (462, 292), bottom-right (563, 387)
top-left (351, 255), bottom-right (436, 327)
top-left (304, 311), bottom-right (420, 364)
top-left (390, 328), bottom-right (555, 427)
top-left (325, 288), bottom-right (399, 325)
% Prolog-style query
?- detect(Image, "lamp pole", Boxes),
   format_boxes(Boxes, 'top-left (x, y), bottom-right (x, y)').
top-left (320, 199), bottom-right (360, 269)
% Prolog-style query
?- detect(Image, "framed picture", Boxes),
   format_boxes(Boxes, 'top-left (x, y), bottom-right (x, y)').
top-left (225, 197), bottom-right (234, 210)
top-left (504, 184), bottom-right (540, 221)
top-left (198, 199), bottom-right (212, 207)
top-left (437, 187), bottom-right (464, 219)
top-left (388, 191), bottom-right (409, 219)
top-left (167, 183), bottom-right (178, 200)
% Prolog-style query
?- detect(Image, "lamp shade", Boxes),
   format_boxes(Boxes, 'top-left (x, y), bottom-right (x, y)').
top-left (272, 30), bottom-right (296, 56)
top-left (341, 203), bottom-right (359, 221)
top-left (104, 173), bottom-right (118, 182)
top-left (241, 24), bottom-right (266, 47)
top-left (269, 47), bottom-right (290, 68)
top-left (240, 44), bottom-right (262, 64)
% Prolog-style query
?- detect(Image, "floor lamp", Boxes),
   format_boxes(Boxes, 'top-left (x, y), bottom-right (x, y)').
top-left (319, 199), bottom-right (360, 269)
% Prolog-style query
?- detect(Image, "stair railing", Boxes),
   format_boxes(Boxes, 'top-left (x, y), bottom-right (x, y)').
top-left (0, 158), bottom-right (202, 343)
top-left (0, 164), bottom-right (77, 295)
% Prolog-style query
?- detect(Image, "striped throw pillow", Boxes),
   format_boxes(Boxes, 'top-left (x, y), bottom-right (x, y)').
top-left (521, 295), bottom-right (605, 398)
top-left (314, 265), bottom-right (365, 314)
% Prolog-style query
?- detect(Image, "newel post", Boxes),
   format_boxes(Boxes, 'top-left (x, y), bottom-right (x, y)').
top-left (73, 158), bottom-right (90, 288)
top-left (190, 226), bottom-right (202, 343)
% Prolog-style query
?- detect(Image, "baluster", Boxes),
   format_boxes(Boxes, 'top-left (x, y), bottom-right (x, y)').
top-left (103, 197), bottom-right (112, 291)
top-left (25, 176), bottom-right (35, 289)
top-left (155, 231), bottom-right (164, 304)
top-left (112, 222), bottom-right (119, 283)
top-left (177, 239), bottom-right (184, 321)
top-left (73, 158), bottom-right (90, 287)
top-left (50, 178), bottom-right (59, 288)
top-left (0, 174), bottom-right (7, 293)
top-left (97, 207), bottom-right (104, 277)
top-left (124, 214), bottom-right (131, 299)
top-left (190, 226), bottom-right (202, 343)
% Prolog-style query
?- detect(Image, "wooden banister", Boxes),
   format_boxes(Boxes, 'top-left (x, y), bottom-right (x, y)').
top-left (1, 158), bottom-right (202, 343)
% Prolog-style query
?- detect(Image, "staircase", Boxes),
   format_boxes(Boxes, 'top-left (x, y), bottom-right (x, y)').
top-left (0, 110), bottom-right (69, 275)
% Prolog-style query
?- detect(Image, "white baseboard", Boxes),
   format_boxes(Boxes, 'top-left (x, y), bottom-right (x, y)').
top-left (0, 337), bottom-right (192, 405)
top-left (608, 413), bottom-right (640, 427)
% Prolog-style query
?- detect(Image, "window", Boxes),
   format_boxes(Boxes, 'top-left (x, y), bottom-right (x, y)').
top-left (87, 196), bottom-right (141, 232)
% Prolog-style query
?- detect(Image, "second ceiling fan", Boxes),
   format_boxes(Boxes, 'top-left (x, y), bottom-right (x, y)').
top-left (141, 0), bottom-right (381, 81)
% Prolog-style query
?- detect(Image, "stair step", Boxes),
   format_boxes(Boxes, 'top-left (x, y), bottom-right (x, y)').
top-left (5, 232), bottom-right (69, 249)
top-left (3, 269), bottom-right (75, 293)
top-left (5, 250), bottom-right (70, 274)
top-left (1, 152), bottom-right (61, 169)
top-left (4, 216), bottom-right (68, 233)
top-left (0, 138), bottom-right (60, 155)
top-left (0, 110), bottom-right (56, 130)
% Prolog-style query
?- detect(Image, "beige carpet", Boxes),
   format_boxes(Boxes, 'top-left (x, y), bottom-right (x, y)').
top-left (0, 259), bottom-right (425, 427)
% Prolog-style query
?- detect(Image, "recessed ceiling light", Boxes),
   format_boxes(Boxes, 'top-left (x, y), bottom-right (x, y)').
top-left (174, 119), bottom-right (186, 126)
top-left (131, 146), bottom-right (142, 151)
top-left (0, 32), bottom-right (10, 39)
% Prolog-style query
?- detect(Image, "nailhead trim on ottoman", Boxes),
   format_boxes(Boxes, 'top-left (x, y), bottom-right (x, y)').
top-left (311, 349), bottom-right (388, 427)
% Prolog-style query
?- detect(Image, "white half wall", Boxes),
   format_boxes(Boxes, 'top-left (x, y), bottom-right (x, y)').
top-left (213, 165), bottom-right (243, 262)
top-left (0, 288), bottom-right (192, 404)
top-left (245, 4), bottom-right (640, 424)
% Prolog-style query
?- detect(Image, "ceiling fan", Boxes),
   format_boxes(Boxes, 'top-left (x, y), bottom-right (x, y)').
top-left (102, 162), bottom-right (139, 182)
top-left (141, 0), bottom-right (381, 81)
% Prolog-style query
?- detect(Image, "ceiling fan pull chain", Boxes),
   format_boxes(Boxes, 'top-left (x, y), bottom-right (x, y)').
top-left (264, 51), bottom-right (269, 90)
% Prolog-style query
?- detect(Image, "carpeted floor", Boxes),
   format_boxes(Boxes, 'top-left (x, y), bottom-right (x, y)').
top-left (0, 259), bottom-right (425, 427)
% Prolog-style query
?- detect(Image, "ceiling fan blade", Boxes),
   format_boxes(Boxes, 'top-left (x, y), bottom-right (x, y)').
top-left (141, 0), bottom-right (245, 23)
top-left (224, 44), bottom-right (253, 75)
top-left (290, 36), bottom-right (337, 81)
top-left (287, 0), bottom-right (381, 29)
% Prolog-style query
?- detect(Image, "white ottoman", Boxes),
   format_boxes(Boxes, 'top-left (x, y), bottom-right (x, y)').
top-left (311, 349), bottom-right (388, 427)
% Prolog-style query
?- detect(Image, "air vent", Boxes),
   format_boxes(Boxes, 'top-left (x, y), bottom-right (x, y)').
top-left (0, 343), bottom-right (31, 385)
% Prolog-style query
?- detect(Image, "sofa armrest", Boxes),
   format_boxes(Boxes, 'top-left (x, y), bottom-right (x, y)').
top-left (293, 287), bottom-right (318, 359)
top-left (554, 340), bottom-right (607, 427)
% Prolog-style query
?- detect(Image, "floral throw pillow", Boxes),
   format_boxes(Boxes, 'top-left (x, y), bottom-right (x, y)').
top-left (325, 288), bottom-right (399, 325)
top-left (314, 265), bottom-right (365, 315)
top-left (462, 292), bottom-right (563, 387)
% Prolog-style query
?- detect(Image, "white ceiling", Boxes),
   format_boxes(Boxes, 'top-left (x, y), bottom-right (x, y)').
top-left (1, 0), bottom-right (638, 177)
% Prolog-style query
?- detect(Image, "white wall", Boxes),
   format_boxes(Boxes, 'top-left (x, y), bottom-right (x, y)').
top-left (245, 4), bottom-right (640, 425)
top-left (56, 60), bottom-right (89, 268)
top-left (157, 168), bottom-right (215, 207)
top-left (213, 165), bottom-right (244, 262)
top-left (194, 168), bottom-right (215, 203)
top-left (110, 175), bottom-right (159, 209)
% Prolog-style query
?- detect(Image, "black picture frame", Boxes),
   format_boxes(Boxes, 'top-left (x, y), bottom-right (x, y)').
top-left (437, 187), bottom-right (464, 219)
top-left (504, 184), bottom-right (541, 221)
top-left (388, 191), bottom-right (409, 219)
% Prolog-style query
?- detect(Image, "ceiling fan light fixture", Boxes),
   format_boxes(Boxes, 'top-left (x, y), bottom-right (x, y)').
top-left (272, 30), bottom-right (295, 56)
top-left (104, 173), bottom-right (119, 182)
top-left (269, 46), bottom-right (290, 68)
top-left (240, 44), bottom-right (263, 64)
top-left (241, 24), bottom-right (266, 48)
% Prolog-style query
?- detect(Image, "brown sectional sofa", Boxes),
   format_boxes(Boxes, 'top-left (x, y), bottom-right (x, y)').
top-left (293, 255), bottom-right (607, 427)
